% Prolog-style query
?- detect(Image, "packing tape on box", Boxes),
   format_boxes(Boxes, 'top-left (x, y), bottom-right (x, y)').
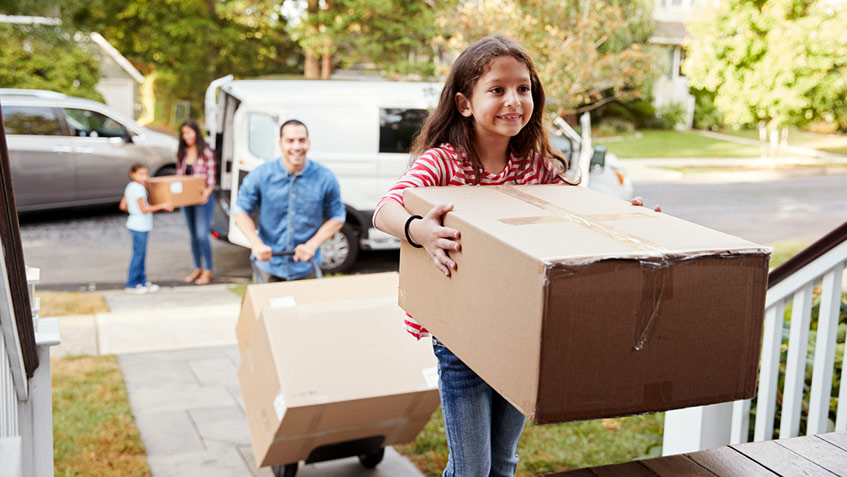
top-left (497, 185), bottom-right (771, 262)
top-left (496, 185), bottom-right (666, 255)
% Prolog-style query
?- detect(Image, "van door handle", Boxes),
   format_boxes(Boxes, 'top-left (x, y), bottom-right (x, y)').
top-left (51, 146), bottom-right (73, 153)
top-left (74, 147), bottom-right (95, 154)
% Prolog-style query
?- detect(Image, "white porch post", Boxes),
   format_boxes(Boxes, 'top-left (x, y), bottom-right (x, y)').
top-left (16, 318), bottom-right (59, 477)
top-left (662, 402), bottom-right (733, 456)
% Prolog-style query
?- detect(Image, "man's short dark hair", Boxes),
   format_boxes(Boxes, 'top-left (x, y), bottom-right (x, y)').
top-left (280, 119), bottom-right (308, 138)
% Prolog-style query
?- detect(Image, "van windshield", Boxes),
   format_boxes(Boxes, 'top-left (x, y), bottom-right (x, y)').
top-left (248, 113), bottom-right (277, 160)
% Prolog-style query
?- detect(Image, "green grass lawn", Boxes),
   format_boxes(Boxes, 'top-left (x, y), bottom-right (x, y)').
top-left (720, 128), bottom-right (847, 155)
top-left (53, 356), bottom-right (150, 476)
top-left (597, 130), bottom-right (761, 158)
top-left (396, 409), bottom-right (663, 476)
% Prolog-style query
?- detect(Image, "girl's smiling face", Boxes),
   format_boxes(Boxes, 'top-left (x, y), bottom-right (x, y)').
top-left (455, 55), bottom-right (533, 143)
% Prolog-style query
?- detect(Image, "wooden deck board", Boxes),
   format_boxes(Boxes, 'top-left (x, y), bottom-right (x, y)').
top-left (817, 432), bottom-right (847, 452)
top-left (544, 432), bottom-right (846, 476)
top-left (732, 439), bottom-right (838, 476)
top-left (639, 454), bottom-right (717, 476)
top-left (777, 435), bottom-right (847, 477)
top-left (588, 461), bottom-right (657, 477)
top-left (687, 446), bottom-right (778, 477)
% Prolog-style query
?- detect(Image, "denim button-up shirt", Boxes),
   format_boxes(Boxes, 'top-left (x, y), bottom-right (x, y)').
top-left (235, 158), bottom-right (345, 280)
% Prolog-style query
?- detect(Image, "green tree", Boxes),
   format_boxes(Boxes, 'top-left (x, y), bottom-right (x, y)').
top-left (0, 24), bottom-right (103, 101)
top-left (684, 0), bottom-right (847, 132)
top-left (436, 0), bottom-right (659, 116)
top-left (61, 0), bottom-right (301, 125)
top-left (287, 0), bottom-right (446, 79)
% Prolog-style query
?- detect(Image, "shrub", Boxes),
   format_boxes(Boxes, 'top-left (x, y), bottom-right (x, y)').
top-left (691, 88), bottom-right (723, 131)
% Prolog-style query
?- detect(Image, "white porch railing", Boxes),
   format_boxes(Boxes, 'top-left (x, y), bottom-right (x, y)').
top-left (1, 262), bottom-right (59, 477)
top-left (663, 224), bottom-right (847, 454)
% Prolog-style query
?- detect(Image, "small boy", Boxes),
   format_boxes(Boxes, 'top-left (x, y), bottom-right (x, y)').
top-left (121, 163), bottom-right (173, 294)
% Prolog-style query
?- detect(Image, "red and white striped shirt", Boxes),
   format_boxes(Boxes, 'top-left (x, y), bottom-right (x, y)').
top-left (375, 143), bottom-right (566, 339)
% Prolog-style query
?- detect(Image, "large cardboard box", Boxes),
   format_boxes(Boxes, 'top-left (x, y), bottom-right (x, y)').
top-left (236, 272), bottom-right (400, 356)
top-left (238, 298), bottom-right (440, 467)
top-left (399, 184), bottom-right (770, 424)
top-left (147, 175), bottom-right (206, 207)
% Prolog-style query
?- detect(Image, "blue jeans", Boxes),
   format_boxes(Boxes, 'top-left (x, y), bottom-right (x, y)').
top-left (183, 198), bottom-right (214, 270)
top-left (127, 230), bottom-right (148, 288)
top-left (433, 337), bottom-right (526, 477)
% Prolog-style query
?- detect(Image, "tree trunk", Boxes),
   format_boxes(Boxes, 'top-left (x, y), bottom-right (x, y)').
top-left (305, 0), bottom-right (320, 79)
top-left (758, 120), bottom-right (768, 160)
top-left (305, 55), bottom-right (320, 79)
top-left (320, 36), bottom-right (332, 79)
top-left (320, 0), bottom-right (333, 79)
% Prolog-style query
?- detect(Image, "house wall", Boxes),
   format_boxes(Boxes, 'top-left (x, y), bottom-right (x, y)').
top-left (95, 78), bottom-right (138, 120)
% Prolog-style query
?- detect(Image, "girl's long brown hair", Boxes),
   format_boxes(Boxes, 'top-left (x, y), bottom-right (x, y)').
top-left (410, 35), bottom-right (567, 183)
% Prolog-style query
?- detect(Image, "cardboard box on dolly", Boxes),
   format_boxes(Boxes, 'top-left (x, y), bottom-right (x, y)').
top-left (399, 184), bottom-right (770, 424)
top-left (235, 273), bottom-right (401, 357)
top-left (236, 274), bottom-right (440, 469)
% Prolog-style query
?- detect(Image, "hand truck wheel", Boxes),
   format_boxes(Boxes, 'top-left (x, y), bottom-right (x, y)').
top-left (357, 447), bottom-right (385, 468)
top-left (271, 463), bottom-right (298, 477)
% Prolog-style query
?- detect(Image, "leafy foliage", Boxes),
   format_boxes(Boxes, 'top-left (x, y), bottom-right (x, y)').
top-left (436, 0), bottom-right (660, 115)
top-left (684, 0), bottom-right (847, 131)
top-left (289, 0), bottom-right (445, 79)
top-left (0, 24), bottom-right (103, 101)
top-left (59, 0), bottom-right (301, 124)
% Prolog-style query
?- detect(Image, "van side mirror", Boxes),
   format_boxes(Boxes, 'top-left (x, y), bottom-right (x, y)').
top-left (122, 130), bottom-right (134, 144)
top-left (590, 145), bottom-right (606, 170)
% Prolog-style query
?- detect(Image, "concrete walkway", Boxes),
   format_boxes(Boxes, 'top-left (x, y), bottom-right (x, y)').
top-left (51, 284), bottom-right (425, 477)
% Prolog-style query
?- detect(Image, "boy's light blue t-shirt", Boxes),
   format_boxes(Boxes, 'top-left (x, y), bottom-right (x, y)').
top-left (125, 182), bottom-right (153, 232)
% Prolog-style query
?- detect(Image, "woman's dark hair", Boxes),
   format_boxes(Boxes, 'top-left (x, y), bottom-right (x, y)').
top-left (410, 35), bottom-right (567, 183)
top-left (177, 119), bottom-right (208, 166)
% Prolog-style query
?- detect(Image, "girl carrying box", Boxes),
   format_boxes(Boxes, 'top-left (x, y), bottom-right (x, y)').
top-left (373, 35), bottom-right (657, 476)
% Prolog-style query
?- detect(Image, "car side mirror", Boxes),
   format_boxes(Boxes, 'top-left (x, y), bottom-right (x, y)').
top-left (590, 145), bottom-right (606, 170)
top-left (122, 130), bottom-right (134, 144)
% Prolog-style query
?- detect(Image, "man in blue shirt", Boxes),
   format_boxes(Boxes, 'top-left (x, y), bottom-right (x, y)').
top-left (234, 119), bottom-right (345, 281)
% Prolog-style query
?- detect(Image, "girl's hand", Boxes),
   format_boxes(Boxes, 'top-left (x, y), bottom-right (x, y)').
top-left (631, 196), bottom-right (661, 213)
top-left (201, 187), bottom-right (213, 204)
top-left (409, 203), bottom-right (462, 277)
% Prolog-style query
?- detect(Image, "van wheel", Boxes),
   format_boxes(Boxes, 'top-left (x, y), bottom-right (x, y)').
top-left (155, 165), bottom-right (176, 176)
top-left (320, 224), bottom-right (358, 274)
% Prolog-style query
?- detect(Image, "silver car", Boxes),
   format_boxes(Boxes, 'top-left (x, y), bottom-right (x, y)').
top-left (0, 89), bottom-right (178, 212)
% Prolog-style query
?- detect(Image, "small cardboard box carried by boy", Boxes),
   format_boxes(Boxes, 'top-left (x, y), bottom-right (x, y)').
top-left (238, 296), bottom-right (440, 467)
top-left (399, 184), bottom-right (771, 424)
top-left (147, 175), bottom-right (206, 208)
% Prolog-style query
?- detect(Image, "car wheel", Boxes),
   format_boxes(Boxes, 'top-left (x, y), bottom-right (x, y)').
top-left (320, 224), bottom-right (358, 274)
top-left (155, 165), bottom-right (176, 176)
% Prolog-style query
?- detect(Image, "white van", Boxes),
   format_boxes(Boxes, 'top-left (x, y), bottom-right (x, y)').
top-left (205, 77), bottom-right (632, 273)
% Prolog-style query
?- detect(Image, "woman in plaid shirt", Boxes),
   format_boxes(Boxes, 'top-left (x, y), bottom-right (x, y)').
top-left (177, 119), bottom-right (216, 285)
